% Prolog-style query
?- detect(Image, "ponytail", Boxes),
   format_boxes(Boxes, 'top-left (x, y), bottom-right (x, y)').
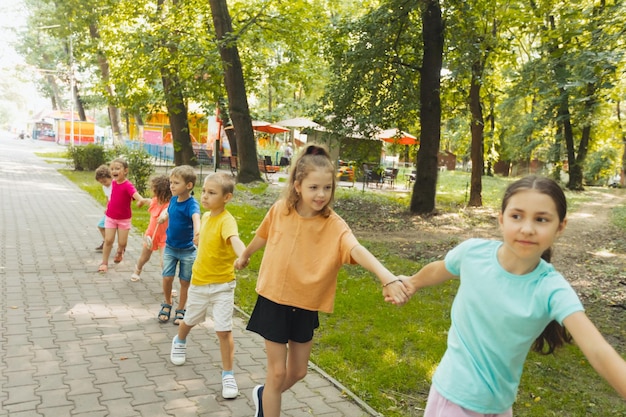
top-left (531, 247), bottom-right (573, 354)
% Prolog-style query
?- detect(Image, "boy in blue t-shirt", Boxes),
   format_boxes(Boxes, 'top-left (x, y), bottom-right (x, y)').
top-left (157, 165), bottom-right (201, 325)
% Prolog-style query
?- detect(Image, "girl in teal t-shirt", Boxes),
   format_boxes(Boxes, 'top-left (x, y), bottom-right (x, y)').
top-left (395, 176), bottom-right (626, 416)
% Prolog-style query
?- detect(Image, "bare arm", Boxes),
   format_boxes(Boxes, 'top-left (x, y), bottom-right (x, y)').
top-left (227, 235), bottom-right (246, 259)
top-left (391, 260), bottom-right (457, 306)
top-left (350, 244), bottom-right (409, 305)
top-left (234, 234), bottom-right (267, 270)
top-left (132, 192), bottom-right (149, 207)
top-left (564, 311), bottom-right (626, 398)
top-left (192, 212), bottom-right (201, 246)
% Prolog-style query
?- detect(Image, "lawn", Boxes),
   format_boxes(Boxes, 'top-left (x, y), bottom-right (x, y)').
top-left (55, 159), bottom-right (624, 417)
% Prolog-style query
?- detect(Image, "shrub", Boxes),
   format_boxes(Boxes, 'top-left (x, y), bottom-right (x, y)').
top-left (66, 144), bottom-right (107, 171)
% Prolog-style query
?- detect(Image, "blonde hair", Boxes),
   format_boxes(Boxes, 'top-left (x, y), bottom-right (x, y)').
top-left (283, 144), bottom-right (336, 217)
top-left (204, 172), bottom-right (236, 195)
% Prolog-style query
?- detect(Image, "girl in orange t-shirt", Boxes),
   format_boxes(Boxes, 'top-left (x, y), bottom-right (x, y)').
top-left (130, 175), bottom-right (171, 282)
top-left (235, 144), bottom-right (408, 417)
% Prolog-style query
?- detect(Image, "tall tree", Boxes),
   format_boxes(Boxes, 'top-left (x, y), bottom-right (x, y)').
top-left (209, 0), bottom-right (260, 182)
top-left (411, 0), bottom-right (443, 213)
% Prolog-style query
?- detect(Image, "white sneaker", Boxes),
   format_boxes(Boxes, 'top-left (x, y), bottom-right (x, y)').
top-left (171, 288), bottom-right (178, 297)
top-left (170, 336), bottom-right (186, 365)
top-left (221, 374), bottom-right (239, 399)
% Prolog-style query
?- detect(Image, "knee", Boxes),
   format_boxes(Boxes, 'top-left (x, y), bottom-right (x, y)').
top-left (291, 366), bottom-right (308, 382)
top-left (179, 280), bottom-right (191, 289)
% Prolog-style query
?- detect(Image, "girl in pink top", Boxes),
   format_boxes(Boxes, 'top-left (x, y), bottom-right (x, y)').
top-left (130, 175), bottom-right (171, 282)
top-left (235, 144), bottom-right (408, 417)
top-left (99, 158), bottom-right (148, 273)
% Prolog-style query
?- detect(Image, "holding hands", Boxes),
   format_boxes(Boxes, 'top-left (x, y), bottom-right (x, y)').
top-left (382, 278), bottom-right (411, 306)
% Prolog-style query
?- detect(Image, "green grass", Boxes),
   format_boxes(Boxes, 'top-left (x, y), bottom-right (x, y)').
top-left (58, 164), bottom-right (625, 417)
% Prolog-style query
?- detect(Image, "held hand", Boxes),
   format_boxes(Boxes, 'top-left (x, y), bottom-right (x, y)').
top-left (234, 257), bottom-right (250, 270)
top-left (397, 275), bottom-right (417, 298)
top-left (382, 279), bottom-right (410, 306)
top-left (193, 232), bottom-right (199, 246)
top-left (157, 212), bottom-right (167, 224)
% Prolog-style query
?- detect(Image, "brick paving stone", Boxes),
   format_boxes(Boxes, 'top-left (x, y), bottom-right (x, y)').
top-left (0, 135), bottom-right (380, 417)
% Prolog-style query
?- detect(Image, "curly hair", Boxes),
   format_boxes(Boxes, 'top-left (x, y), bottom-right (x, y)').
top-left (151, 175), bottom-right (172, 204)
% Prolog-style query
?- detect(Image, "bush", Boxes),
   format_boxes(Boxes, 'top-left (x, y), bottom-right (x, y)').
top-left (66, 144), bottom-right (107, 171)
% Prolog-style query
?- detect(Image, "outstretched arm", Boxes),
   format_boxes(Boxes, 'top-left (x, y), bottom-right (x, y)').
top-left (392, 260), bottom-right (456, 305)
top-left (132, 192), bottom-right (149, 207)
top-left (228, 235), bottom-right (246, 259)
top-left (564, 311), bottom-right (626, 398)
top-left (234, 235), bottom-right (267, 270)
top-left (350, 244), bottom-right (409, 305)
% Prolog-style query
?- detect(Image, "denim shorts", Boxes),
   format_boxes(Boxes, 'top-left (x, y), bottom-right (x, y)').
top-left (162, 245), bottom-right (196, 281)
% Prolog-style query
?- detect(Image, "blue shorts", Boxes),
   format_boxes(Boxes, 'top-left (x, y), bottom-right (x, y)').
top-left (97, 216), bottom-right (105, 228)
top-left (162, 245), bottom-right (196, 281)
top-left (246, 295), bottom-right (319, 344)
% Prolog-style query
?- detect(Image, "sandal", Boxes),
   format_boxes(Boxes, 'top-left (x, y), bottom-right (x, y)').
top-left (173, 309), bottom-right (186, 325)
top-left (130, 266), bottom-right (141, 282)
top-left (158, 303), bottom-right (172, 323)
top-left (113, 249), bottom-right (125, 263)
top-left (98, 263), bottom-right (108, 273)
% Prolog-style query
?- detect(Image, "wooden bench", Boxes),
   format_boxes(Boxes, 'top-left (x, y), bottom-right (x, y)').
top-left (258, 156), bottom-right (280, 181)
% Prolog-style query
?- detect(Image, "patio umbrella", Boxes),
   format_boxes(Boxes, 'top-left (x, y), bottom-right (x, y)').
top-left (276, 117), bottom-right (321, 129)
top-left (252, 121), bottom-right (290, 134)
top-left (377, 128), bottom-right (419, 146)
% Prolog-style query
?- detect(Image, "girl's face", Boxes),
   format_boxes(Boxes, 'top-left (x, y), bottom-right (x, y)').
top-left (169, 174), bottom-right (192, 197)
top-left (498, 189), bottom-right (567, 267)
top-left (110, 162), bottom-right (127, 183)
top-left (294, 168), bottom-right (334, 217)
top-left (201, 179), bottom-right (231, 211)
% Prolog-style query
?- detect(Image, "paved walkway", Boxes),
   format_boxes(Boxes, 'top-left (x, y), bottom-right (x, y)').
top-left (0, 133), bottom-right (378, 417)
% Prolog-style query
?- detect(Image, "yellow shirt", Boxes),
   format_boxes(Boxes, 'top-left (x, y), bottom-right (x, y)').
top-left (191, 210), bottom-right (239, 285)
top-left (255, 199), bottom-right (359, 313)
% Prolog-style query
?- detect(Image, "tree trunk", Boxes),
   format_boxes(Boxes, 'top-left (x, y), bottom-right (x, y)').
top-left (74, 83), bottom-right (86, 121)
top-left (468, 61), bottom-right (484, 207)
top-left (88, 24), bottom-right (124, 145)
top-left (162, 74), bottom-right (196, 166)
top-left (209, 0), bottom-right (261, 183)
top-left (410, 0), bottom-right (443, 214)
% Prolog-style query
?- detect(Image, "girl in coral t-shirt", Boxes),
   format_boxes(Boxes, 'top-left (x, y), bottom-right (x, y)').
top-left (130, 175), bottom-right (171, 282)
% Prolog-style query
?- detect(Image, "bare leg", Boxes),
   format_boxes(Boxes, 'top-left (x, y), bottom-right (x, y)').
top-left (116, 228), bottom-right (130, 255)
top-left (216, 331), bottom-right (234, 371)
top-left (177, 279), bottom-right (191, 311)
top-left (262, 339), bottom-right (313, 417)
top-left (135, 246), bottom-right (153, 273)
top-left (162, 276), bottom-right (175, 305)
top-left (101, 228), bottom-right (117, 266)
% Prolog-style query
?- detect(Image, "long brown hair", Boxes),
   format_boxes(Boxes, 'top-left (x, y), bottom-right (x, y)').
top-left (283, 144), bottom-right (336, 217)
top-left (502, 176), bottom-right (572, 354)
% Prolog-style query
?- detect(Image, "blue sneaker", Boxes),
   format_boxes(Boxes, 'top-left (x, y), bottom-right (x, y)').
top-left (252, 385), bottom-right (264, 417)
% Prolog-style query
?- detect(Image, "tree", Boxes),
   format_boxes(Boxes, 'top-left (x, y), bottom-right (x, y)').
top-left (209, 0), bottom-right (260, 182)
top-left (411, 0), bottom-right (443, 214)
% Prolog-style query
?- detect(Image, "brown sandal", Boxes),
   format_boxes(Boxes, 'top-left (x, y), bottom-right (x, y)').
top-left (113, 249), bottom-right (125, 263)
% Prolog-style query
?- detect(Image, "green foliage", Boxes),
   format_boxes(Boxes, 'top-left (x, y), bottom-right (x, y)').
top-left (584, 145), bottom-right (618, 186)
top-left (66, 144), bottom-right (108, 171)
top-left (117, 147), bottom-right (155, 195)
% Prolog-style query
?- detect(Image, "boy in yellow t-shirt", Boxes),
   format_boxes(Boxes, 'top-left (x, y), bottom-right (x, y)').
top-left (169, 172), bottom-right (245, 400)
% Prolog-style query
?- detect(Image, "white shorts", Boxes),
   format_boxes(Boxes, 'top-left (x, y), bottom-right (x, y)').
top-left (183, 281), bottom-right (236, 331)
